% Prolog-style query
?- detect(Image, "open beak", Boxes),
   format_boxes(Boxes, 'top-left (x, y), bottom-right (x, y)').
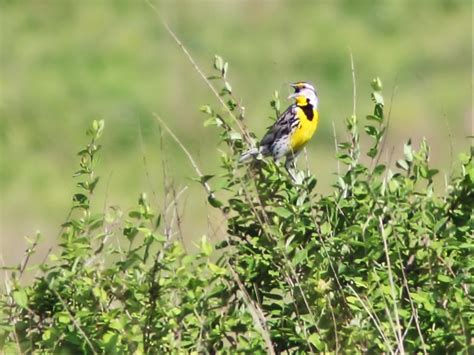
top-left (288, 83), bottom-right (299, 99)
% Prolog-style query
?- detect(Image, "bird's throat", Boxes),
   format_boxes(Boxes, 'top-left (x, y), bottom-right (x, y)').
top-left (297, 102), bottom-right (314, 120)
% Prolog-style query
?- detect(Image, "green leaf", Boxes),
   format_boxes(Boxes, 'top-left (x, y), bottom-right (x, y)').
top-left (292, 249), bottom-right (308, 266)
top-left (229, 131), bottom-right (242, 141)
top-left (336, 153), bottom-right (353, 165)
top-left (346, 296), bottom-right (359, 304)
top-left (57, 312), bottom-right (70, 324)
top-left (73, 193), bottom-right (89, 205)
top-left (129, 210), bottom-right (141, 219)
top-left (433, 216), bottom-right (448, 233)
top-left (214, 55), bottom-right (224, 71)
top-left (371, 77), bottom-right (383, 91)
top-left (92, 287), bottom-right (107, 302)
top-left (200, 175), bottom-right (215, 184)
top-left (396, 159), bottom-right (409, 171)
top-left (403, 141), bottom-right (413, 162)
top-left (95, 119), bottom-right (105, 138)
top-left (203, 117), bottom-right (222, 127)
top-left (364, 125), bottom-right (379, 137)
top-left (103, 332), bottom-right (119, 353)
top-left (320, 222), bottom-right (331, 235)
top-left (208, 195), bottom-right (223, 208)
top-left (274, 207), bottom-right (292, 219)
top-left (222, 62), bottom-right (229, 77)
top-left (201, 235), bottom-right (213, 256)
top-left (199, 105), bottom-right (212, 114)
top-left (208, 262), bottom-right (226, 276)
top-left (437, 274), bottom-right (451, 283)
top-left (308, 333), bottom-right (324, 351)
top-left (373, 164), bottom-right (386, 175)
top-left (367, 147), bottom-right (378, 158)
top-left (13, 289), bottom-right (28, 309)
top-left (154, 215), bottom-right (161, 229)
top-left (224, 81), bottom-right (232, 93)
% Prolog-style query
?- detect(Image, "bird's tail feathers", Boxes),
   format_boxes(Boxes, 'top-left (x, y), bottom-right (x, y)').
top-left (239, 147), bottom-right (259, 163)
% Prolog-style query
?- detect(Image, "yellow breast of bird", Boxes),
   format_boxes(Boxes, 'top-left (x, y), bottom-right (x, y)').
top-left (290, 107), bottom-right (319, 153)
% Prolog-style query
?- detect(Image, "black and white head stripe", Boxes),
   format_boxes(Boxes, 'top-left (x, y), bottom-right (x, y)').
top-left (291, 82), bottom-right (317, 96)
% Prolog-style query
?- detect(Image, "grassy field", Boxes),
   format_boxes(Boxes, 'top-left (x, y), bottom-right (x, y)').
top-left (1, 0), bottom-right (472, 268)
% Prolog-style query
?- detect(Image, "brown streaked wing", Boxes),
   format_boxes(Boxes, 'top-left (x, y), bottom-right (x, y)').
top-left (260, 104), bottom-right (298, 148)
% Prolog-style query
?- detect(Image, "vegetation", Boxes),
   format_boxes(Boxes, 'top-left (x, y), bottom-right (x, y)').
top-left (2, 1), bottom-right (472, 253)
top-left (1, 56), bottom-right (472, 353)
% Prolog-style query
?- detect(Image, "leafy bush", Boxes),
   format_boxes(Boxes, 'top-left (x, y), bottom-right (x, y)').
top-left (1, 57), bottom-right (472, 354)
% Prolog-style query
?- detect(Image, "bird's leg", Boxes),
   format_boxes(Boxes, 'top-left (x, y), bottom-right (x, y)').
top-left (285, 158), bottom-right (298, 182)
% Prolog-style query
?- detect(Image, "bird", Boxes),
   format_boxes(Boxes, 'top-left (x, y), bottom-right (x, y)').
top-left (239, 81), bottom-right (319, 181)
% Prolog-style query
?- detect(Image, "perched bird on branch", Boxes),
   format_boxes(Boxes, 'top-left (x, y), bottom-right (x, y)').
top-left (239, 82), bottom-right (319, 181)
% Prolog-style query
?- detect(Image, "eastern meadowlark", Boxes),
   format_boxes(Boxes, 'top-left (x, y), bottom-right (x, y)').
top-left (239, 82), bottom-right (319, 181)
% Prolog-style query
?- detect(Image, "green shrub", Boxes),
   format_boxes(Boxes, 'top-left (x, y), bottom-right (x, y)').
top-left (1, 57), bottom-right (472, 354)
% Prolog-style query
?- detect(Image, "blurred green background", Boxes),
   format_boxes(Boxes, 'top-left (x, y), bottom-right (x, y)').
top-left (1, 0), bottom-right (472, 267)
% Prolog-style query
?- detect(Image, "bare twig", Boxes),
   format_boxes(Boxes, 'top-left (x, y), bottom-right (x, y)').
top-left (332, 121), bottom-right (341, 175)
top-left (145, 0), bottom-right (251, 144)
top-left (348, 286), bottom-right (394, 354)
top-left (373, 277), bottom-right (399, 346)
top-left (349, 48), bottom-right (356, 117)
top-left (326, 294), bottom-right (339, 354)
top-left (137, 117), bottom-right (161, 209)
top-left (311, 205), bottom-right (350, 313)
top-left (227, 265), bottom-right (276, 354)
top-left (94, 171), bottom-right (115, 255)
top-left (153, 113), bottom-right (214, 198)
top-left (19, 232), bottom-right (41, 279)
top-left (170, 183), bottom-right (186, 252)
top-left (442, 108), bottom-right (454, 172)
top-left (49, 286), bottom-right (97, 354)
top-left (157, 124), bottom-right (172, 239)
top-left (379, 217), bottom-right (405, 354)
top-left (396, 247), bottom-right (428, 354)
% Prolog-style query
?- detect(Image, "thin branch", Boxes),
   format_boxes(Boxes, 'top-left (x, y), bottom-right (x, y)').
top-left (326, 294), bottom-right (339, 354)
top-left (348, 286), bottom-right (394, 354)
top-left (349, 48), bottom-right (356, 117)
top-left (137, 117), bottom-right (161, 210)
top-left (157, 124), bottom-right (171, 238)
top-left (379, 217), bottom-right (405, 354)
top-left (373, 276), bottom-right (399, 346)
top-left (145, 0), bottom-right (250, 144)
top-left (227, 265), bottom-right (276, 355)
top-left (153, 113), bottom-right (214, 198)
top-left (94, 170), bottom-right (115, 255)
top-left (332, 121), bottom-right (341, 175)
top-left (19, 232), bottom-right (41, 279)
top-left (442, 108), bottom-right (454, 172)
top-left (397, 247), bottom-right (428, 354)
top-left (49, 287), bottom-right (97, 354)
top-left (170, 183), bottom-right (186, 252)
